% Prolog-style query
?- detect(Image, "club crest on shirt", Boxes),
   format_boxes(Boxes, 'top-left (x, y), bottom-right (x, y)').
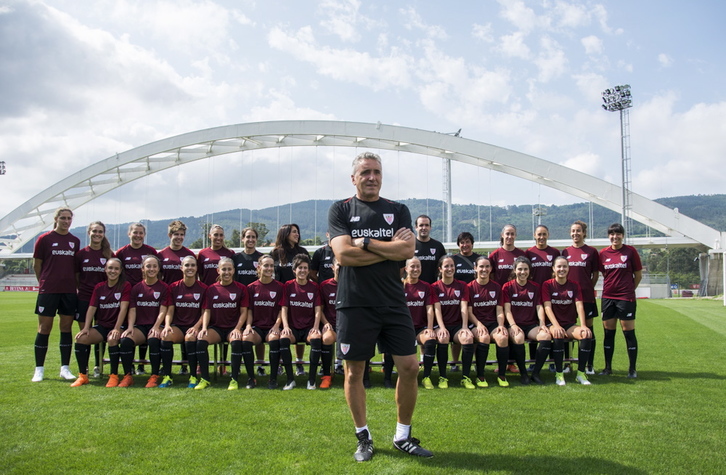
top-left (620, 256), bottom-right (628, 262)
top-left (270, 292), bottom-right (276, 299)
top-left (253, 262), bottom-right (258, 268)
top-left (567, 291), bottom-right (573, 298)
top-left (418, 291), bottom-right (425, 299)
top-left (454, 290), bottom-right (460, 297)
top-left (489, 291), bottom-right (496, 298)
top-left (340, 343), bottom-right (350, 355)
top-left (193, 293), bottom-right (201, 300)
top-left (100, 258), bottom-right (107, 265)
top-left (153, 292), bottom-right (160, 299)
top-left (114, 293), bottom-right (121, 300)
top-left (307, 293), bottom-right (314, 300)
top-left (581, 254), bottom-right (588, 260)
top-left (230, 293), bottom-right (237, 300)
top-left (383, 213), bottom-right (394, 225)
top-left (528, 292), bottom-right (534, 299)
top-left (430, 248), bottom-right (436, 255)
top-left (547, 255), bottom-right (553, 261)
top-left (69, 243), bottom-right (75, 249)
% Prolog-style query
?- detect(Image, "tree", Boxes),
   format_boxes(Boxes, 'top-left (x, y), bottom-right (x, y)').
top-left (246, 222), bottom-right (270, 245)
top-left (190, 223), bottom-right (212, 249)
top-left (226, 229), bottom-right (240, 249)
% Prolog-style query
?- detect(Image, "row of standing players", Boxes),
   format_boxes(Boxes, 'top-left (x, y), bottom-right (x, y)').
top-left (32, 209), bottom-right (641, 389)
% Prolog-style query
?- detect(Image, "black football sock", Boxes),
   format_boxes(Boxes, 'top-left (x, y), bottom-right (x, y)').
top-left (587, 326), bottom-right (596, 368)
top-left (108, 344), bottom-right (120, 375)
top-left (496, 345), bottom-right (509, 377)
top-left (623, 329), bottom-right (638, 372)
top-left (60, 332), bottom-right (73, 366)
top-left (160, 340), bottom-right (173, 376)
top-left (512, 343), bottom-right (527, 375)
top-left (309, 338), bottom-right (322, 384)
top-left (422, 339), bottom-right (436, 378)
top-left (119, 337), bottom-right (135, 375)
top-left (436, 343), bottom-right (449, 378)
top-left (148, 337), bottom-right (161, 375)
top-left (475, 343), bottom-right (490, 378)
top-left (577, 337), bottom-right (592, 373)
top-left (603, 329), bottom-right (616, 369)
top-left (533, 340), bottom-right (552, 375)
top-left (461, 343), bottom-right (475, 379)
top-left (242, 340), bottom-right (255, 380)
top-left (279, 338), bottom-right (294, 382)
top-left (34, 332), bottom-right (50, 367)
top-left (321, 344), bottom-right (333, 377)
top-left (185, 340), bottom-right (198, 376)
top-left (269, 340), bottom-right (281, 382)
top-left (196, 340), bottom-right (210, 381)
top-left (552, 338), bottom-right (565, 373)
top-left (75, 342), bottom-right (90, 374)
top-left (230, 340), bottom-right (243, 381)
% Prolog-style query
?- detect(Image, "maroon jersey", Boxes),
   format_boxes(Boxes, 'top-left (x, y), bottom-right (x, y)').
top-left (282, 279), bottom-right (322, 330)
top-left (197, 247), bottom-right (235, 286)
top-left (89, 281), bottom-right (132, 328)
top-left (404, 280), bottom-right (437, 329)
top-left (468, 279), bottom-right (503, 325)
top-left (502, 280), bottom-right (541, 327)
top-left (158, 246), bottom-right (195, 284)
top-left (116, 244), bottom-right (158, 286)
top-left (526, 246), bottom-right (560, 285)
top-left (599, 245), bottom-right (642, 301)
top-left (204, 281), bottom-right (249, 329)
top-left (431, 279), bottom-right (469, 327)
top-left (541, 278), bottom-right (582, 327)
top-left (33, 230), bottom-right (81, 294)
top-left (561, 244), bottom-right (599, 303)
top-left (488, 247), bottom-right (526, 287)
top-left (168, 279), bottom-right (208, 328)
top-left (75, 246), bottom-right (110, 301)
top-left (247, 279), bottom-right (284, 330)
top-left (130, 280), bottom-right (171, 326)
top-left (319, 278), bottom-right (339, 328)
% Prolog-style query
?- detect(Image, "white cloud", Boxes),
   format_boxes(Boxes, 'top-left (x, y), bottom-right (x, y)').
top-left (561, 151), bottom-right (602, 176)
top-left (498, 31), bottom-right (531, 59)
top-left (399, 6), bottom-right (447, 40)
top-left (534, 36), bottom-right (568, 82)
top-left (553, 0), bottom-right (590, 29)
top-left (581, 35), bottom-right (603, 55)
top-left (592, 4), bottom-right (623, 35)
top-left (658, 53), bottom-right (673, 68)
top-left (472, 23), bottom-right (494, 43)
top-left (267, 25), bottom-right (413, 90)
top-left (497, 0), bottom-right (546, 34)
top-left (318, 0), bottom-right (364, 42)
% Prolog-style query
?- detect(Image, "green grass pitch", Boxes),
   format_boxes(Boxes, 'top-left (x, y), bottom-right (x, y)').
top-left (1, 292), bottom-right (725, 474)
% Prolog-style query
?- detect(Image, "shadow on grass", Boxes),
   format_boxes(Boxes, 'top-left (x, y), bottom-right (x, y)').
top-left (377, 450), bottom-right (649, 474)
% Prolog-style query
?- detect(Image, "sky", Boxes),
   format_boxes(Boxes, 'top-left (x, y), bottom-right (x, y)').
top-left (1, 0), bottom-right (725, 235)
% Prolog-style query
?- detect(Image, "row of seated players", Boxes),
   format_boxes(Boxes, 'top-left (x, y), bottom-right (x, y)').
top-left (73, 221), bottom-right (331, 380)
top-left (71, 249), bottom-right (594, 389)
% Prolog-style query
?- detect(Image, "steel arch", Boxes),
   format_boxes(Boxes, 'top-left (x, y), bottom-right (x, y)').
top-left (1, 120), bottom-right (723, 254)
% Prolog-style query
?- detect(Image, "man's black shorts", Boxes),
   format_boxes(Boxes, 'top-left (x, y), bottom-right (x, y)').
top-left (337, 306), bottom-right (416, 361)
top-left (35, 293), bottom-right (77, 317)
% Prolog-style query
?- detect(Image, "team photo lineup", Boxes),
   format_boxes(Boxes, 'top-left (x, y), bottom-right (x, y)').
top-left (31, 151), bottom-right (643, 462)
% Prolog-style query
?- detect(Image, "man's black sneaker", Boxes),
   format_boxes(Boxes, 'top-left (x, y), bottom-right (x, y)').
top-left (393, 436), bottom-right (433, 458)
top-left (354, 430), bottom-right (374, 462)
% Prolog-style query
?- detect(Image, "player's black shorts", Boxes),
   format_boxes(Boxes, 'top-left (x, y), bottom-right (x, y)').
top-left (337, 306), bottom-right (416, 360)
top-left (253, 326), bottom-right (272, 341)
top-left (35, 293), bottom-right (77, 317)
top-left (583, 302), bottom-right (599, 319)
top-left (518, 323), bottom-right (540, 338)
top-left (92, 324), bottom-right (114, 340)
top-left (134, 324), bottom-right (154, 339)
top-left (76, 300), bottom-right (90, 322)
top-left (210, 326), bottom-right (235, 342)
top-left (288, 327), bottom-right (313, 344)
top-left (602, 298), bottom-right (636, 321)
top-left (446, 325), bottom-right (463, 340)
top-left (171, 324), bottom-right (194, 335)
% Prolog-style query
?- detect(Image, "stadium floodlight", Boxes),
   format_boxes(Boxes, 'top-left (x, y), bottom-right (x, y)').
top-left (0, 161), bottom-right (6, 175)
top-left (602, 84), bottom-right (634, 241)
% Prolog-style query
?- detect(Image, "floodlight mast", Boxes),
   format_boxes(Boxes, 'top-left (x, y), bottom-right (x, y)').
top-left (602, 84), bottom-right (633, 242)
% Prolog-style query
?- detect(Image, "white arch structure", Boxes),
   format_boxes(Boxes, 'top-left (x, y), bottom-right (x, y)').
top-left (1, 120), bottom-right (724, 255)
